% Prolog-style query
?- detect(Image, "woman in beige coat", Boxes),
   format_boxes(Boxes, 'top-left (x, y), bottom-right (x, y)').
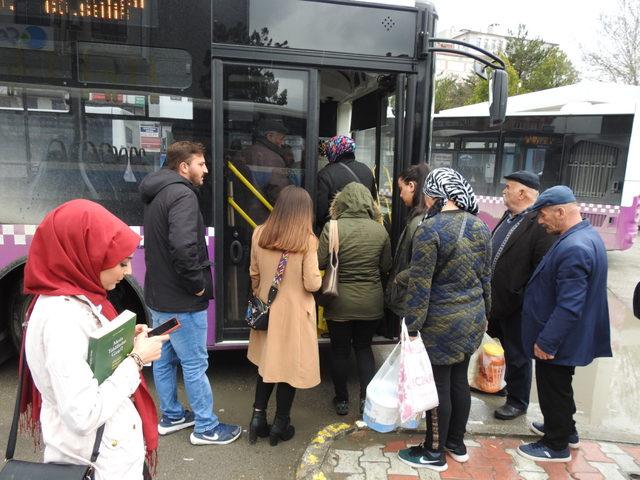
top-left (247, 185), bottom-right (322, 446)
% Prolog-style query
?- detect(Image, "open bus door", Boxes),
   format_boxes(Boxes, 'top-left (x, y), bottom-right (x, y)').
top-left (212, 60), bottom-right (406, 344)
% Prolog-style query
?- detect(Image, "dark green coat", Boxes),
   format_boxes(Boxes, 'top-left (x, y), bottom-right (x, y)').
top-left (318, 183), bottom-right (392, 321)
top-left (384, 211), bottom-right (424, 316)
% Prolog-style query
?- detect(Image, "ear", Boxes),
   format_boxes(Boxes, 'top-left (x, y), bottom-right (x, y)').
top-left (178, 161), bottom-right (189, 174)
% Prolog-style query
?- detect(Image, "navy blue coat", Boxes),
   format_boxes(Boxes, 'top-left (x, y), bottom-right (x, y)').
top-left (521, 220), bottom-right (612, 366)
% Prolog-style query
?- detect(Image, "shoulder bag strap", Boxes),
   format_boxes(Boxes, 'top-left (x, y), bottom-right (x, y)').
top-left (336, 161), bottom-right (361, 184)
top-left (329, 220), bottom-right (339, 255)
top-left (5, 315), bottom-right (104, 462)
top-left (267, 251), bottom-right (289, 305)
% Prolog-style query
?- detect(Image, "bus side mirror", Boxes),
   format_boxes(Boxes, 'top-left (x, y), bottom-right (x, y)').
top-left (489, 69), bottom-right (507, 127)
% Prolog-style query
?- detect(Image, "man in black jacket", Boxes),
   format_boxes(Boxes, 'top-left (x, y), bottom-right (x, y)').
top-left (490, 171), bottom-right (557, 420)
top-left (140, 141), bottom-right (241, 445)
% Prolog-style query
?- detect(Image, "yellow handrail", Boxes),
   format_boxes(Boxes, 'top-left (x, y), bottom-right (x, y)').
top-left (227, 161), bottom-right (273, 212)
top-left (227, 196), bottom-right (258, 229)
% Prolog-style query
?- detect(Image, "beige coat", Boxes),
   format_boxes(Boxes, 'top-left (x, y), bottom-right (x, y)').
top-left (247, 227), bottom-right (322, 389)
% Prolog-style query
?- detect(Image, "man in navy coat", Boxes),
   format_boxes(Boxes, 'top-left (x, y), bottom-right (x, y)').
top-left (517, 186), bottom-right (612, 463)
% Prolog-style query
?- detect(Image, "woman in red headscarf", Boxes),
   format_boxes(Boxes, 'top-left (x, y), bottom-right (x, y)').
top-left (22, 199), bottom-right (168, 480)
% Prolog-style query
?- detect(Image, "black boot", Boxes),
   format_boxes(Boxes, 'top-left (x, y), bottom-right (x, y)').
top-left (269, 415), bottom-right (295, 446)
top-left (249, 409), bottom-right (270, 444)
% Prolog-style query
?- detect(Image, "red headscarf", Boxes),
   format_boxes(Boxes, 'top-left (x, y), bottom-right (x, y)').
top-left (22, 199), bottom-right (158, 470)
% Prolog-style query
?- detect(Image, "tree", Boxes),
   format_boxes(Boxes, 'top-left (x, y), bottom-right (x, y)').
top-left (583, 0), bottom-right (640, 85)
top-left (434, 77), bottom-right (472, 112)
top-left (504, 25), bottom-right (578, 93)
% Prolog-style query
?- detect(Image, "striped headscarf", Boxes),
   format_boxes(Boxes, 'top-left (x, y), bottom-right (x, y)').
top-left (423, 167), bottom-right (479, 215)
top-left (325, 135), bottom-right (356, 163)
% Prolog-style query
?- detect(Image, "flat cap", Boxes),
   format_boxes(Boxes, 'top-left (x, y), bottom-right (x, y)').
top-left (504, 170), bottom-right (540, 190)
top-left (257, 118), bottom-right (288, 135)
top-left (529, 185), bottom-right (577, 211)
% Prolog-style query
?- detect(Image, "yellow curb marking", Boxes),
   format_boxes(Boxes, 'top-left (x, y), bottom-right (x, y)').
top-left (312, 473), bottom-right (327, 480)
top-left (306, 454), bottom-right (318, 465)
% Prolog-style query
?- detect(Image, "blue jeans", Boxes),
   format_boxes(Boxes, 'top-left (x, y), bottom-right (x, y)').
top-left (150, 308), bottom-right (218, 433)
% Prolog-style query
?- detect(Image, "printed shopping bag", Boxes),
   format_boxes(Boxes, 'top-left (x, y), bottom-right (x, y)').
top-left (398, 322), bottom-right (439, 423)
top-left (468, 333), bottom-right (506, 393)
top-left (363, 343), bottom-right (418, 433)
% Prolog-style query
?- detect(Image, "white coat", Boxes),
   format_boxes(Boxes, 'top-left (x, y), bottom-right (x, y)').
top-left (25, 295), bottom-right (145, 480)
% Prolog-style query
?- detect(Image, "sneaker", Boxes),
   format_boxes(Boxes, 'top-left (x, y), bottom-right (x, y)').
top-left (190, 423), bottom-right (242, 445)
top-left (517, 440), bottom-right (571, 463)
top-left (445, 442), bottom-right (469, 463)
top-left (158, 410), bottom-right (195, 435)
top-left (398, 445), bottom-right (448, 472)
top-left (530, 421), bottom-right (580, 449)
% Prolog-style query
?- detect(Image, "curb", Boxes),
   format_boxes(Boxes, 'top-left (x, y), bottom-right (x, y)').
top-left (296, 422), bottom-right (355, 480)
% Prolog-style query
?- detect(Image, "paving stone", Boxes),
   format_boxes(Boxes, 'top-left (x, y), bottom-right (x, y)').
top-left (440, 460), bottom-right (471, 479)
top-left (606, 452), bottom-right (640, 473)
top-left (463, 466), bottom-right (495, 480)
top-left (567, 450), bottom-right (600, 474)
top-left (519, 472), bottom-right (549, 480)
top-left (591, 461), bottom-right (628, 480)
top-left (506, 448), bottom-right (546, 473)
top-left (464, 438), bottom-right (481, 448)
top-left (345, 475), bottom-right (365, 480)
top-left (417, 469), bottom-right (442, 480)
top-left (620, 445), bottom-right (640, 461)
top-left (385, 452), bottom-right (420, 476)
top-left (387, 475), bottom-right (419, 480)
top-left (360, 445), bottom-right (387, 463)
top-left (581, 441), bottom-right (615, 463)
top-left (572, 473), bottom-right (605, 480)
top-left (384, 440), bottom-right (409, 453)
top-left (334, 449), bottom-right (364, 475)
top-left (360, 461), bottom-right (390, 478)
top-left (598, 442), bottom-right (626, 455)
top-left (540, 462), bottom-right (572, 479)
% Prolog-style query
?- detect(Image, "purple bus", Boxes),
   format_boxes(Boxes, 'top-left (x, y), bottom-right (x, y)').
top-left (432, 82), bottom-right (640, 251)
top-left (0, 0), bottom-right (507, 360)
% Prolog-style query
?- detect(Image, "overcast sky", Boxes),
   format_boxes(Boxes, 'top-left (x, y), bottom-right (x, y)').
top-left (377, 0), bottom-right (618, 77)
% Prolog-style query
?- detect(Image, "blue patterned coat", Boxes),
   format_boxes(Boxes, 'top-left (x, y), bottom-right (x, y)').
top-left (404, 210), bottom-right (492, 365)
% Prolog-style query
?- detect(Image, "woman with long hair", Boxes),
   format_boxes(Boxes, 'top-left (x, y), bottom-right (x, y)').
top-left (23, 199), bottom-right (168, 479)
top-left (385, 163), bottom-right (430, 318)
top-left (318, 182), bottom-right (392, 416)
top-left (397, 168), bottom-right (491, 473)
top-left (247, 185), bottom-right (322, 446)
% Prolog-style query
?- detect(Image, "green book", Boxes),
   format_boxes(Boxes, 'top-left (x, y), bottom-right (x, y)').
top-left (87, 309), bottom-right (136, 384)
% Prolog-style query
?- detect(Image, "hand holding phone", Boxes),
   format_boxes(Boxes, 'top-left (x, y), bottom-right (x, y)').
top-left (148, 317), bottom-right (181, 337)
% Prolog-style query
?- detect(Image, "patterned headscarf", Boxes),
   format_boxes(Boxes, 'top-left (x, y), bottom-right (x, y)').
top-left (423, 167), bottom-right (479, 215)
top-left (325, 135), bottom-right (356, 163)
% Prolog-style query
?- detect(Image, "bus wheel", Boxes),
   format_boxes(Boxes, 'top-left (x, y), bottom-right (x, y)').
top-left (9, 279), bottom-right (33, 352)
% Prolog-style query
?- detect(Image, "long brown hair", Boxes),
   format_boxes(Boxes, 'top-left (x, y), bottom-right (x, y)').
top-left (258, 186), bottom-right (314, 253)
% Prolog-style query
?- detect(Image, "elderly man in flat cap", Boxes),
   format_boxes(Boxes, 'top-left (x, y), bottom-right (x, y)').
top-left (489, 171), bottom-right (557, 421)
top-left (517, 185), bottom-right (612, 463)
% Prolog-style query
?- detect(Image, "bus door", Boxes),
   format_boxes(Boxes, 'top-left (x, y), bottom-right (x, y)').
top-left (213, 62), bottom-right (405, 343)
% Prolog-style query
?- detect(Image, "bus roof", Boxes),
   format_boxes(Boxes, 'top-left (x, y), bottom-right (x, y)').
top-left (437, 81), bottom-right (640, 117)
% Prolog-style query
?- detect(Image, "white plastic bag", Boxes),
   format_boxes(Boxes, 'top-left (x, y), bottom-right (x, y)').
top-left (363, 343), bottom-right (419, 433)
top-left (468, 333), bottom-right (506, 393)
top-left (398, 323), bottom-right (439, 422)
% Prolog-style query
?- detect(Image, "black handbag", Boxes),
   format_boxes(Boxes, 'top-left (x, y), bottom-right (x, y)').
top-left (245, 251), bottom-right (289, 330)
top-left (0, 350), bottom-right (104, 480)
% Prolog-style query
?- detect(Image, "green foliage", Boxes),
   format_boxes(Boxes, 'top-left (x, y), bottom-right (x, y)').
top-left (435, 24), bottom-right (578, 111)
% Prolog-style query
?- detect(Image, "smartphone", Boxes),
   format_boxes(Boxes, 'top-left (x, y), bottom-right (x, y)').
top-left (148, 317), bottom-right (181, 337)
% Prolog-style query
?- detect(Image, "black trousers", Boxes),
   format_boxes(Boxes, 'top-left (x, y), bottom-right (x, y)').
top-left (493, 312), bottom-right (532, 410)
top-left (326, 320), bottom-right (378, 401)
top-left (253, 375), bottom-right (296, 418)
top-left (536, 361), bottom-right (576, 451)
top-left (424, 356), bottom-right (471, 452)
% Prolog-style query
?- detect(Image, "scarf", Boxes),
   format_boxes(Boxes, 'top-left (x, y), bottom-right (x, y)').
top-left (325, 135), bottom-right (356, 163)
top-left (22, 199), bottom-right (158, 472)
top-left (423, 167), bottom-right (479, 215)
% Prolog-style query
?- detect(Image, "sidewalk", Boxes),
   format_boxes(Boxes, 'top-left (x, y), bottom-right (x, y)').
top-left (297, 423), bottom-right (640, 480)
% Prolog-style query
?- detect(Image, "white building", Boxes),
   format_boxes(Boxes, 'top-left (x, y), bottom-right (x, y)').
top-left (435, 24), bottom-right (556, 81)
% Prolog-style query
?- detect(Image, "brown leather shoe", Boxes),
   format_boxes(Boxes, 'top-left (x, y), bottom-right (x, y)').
top-left (494, 403), bottom-right (526, 420)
